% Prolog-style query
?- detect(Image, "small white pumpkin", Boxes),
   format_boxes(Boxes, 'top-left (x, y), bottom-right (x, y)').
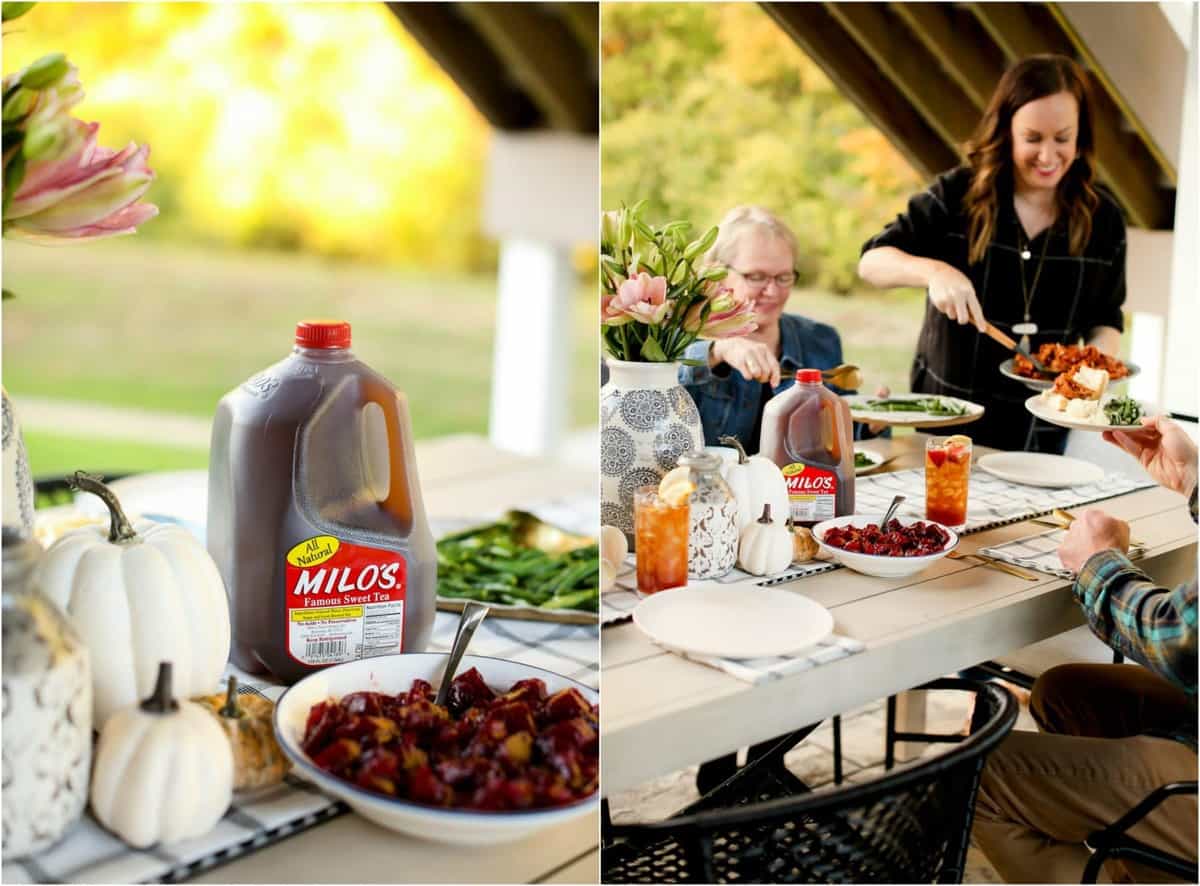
top-left (91, 662), bottom-right (233, 848)
top-left (33, 473), bottom-right (231, 728)
top-left (718, 436), bottom-right (789, 531)
top-left (600, 525), bottom-right (629, 569)
top-left (738, 504), bottom-right (793, 576)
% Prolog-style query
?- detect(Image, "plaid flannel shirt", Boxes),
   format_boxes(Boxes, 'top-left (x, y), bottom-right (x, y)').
top-left (1073, 486), bottom-right (1198, 746)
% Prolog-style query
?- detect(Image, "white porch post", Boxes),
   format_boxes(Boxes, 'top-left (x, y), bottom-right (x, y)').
top-left (482, 131), bottom-right (598, 458)
top-left (1162, 3), bottom-right (1198, 417)
top-left (489, 240), bottom-right (573, 457)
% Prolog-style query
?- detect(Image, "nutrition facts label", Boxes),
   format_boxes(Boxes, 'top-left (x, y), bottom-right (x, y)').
top-left (284, 536), bottom-right (407, 666)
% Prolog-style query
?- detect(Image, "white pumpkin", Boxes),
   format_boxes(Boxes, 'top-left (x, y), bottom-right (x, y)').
top-left (92, 662), bottom-right (233, 848)
top-left (33, 473), bottom-right (230, 728)
top-left (738, 504), bottom-right (793, 576)
top-left (717, 436), bottom-right (789, 531)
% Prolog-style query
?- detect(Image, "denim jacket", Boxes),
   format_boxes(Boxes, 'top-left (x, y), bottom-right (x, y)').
top-left (679, 313), bottom-right (872, 451)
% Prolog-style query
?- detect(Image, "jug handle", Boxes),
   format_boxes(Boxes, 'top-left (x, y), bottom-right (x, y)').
top-left (361, 377), bottom-right (415, 525)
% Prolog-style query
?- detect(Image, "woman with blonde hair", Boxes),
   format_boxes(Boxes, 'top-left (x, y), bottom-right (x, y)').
top-left (859, 54), bottom-right (1125, 453)
top-left (679, 205), bottom-right (878, 453)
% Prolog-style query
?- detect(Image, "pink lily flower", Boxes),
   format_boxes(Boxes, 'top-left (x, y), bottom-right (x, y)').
top-left (5, 121), bottom-right (157, 243)
top-left (612, 271), bottom-right (670, 325)
top-left (684, 289), bottom-right (758, 338)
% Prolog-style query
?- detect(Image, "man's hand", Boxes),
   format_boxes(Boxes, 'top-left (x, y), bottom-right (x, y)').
top-left (1103, 414), bottom-right (1198, 500)
top-left (1057, 509), bottom-right (1130, 572)
top-left (711, 338), bottom-right (781, 387)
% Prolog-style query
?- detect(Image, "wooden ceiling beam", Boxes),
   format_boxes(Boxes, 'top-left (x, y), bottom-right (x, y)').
top-left (967, 2), bottom-right (1173, 228)
top-left (761, 2), bottom-right (959, 181)
top-left (888, 3), bottom-right (1007, 112)
top-left (825, 3), bottom-right (979, 150)
top-left (462, 3), bottom-right (597, 134)
top-left (386, 3), bottom-right (541, 131)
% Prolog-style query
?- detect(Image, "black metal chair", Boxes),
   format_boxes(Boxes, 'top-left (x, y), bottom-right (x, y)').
top-left (603, 678), bottom-right (1017, 884)
top-left (1082, 781), bottom-right (1199, 883)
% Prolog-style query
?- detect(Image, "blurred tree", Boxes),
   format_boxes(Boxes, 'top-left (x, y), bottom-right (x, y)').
top-left (2, 3), bottom-right (497, 270)
top-left (602, 3), bottom-right (924, 293)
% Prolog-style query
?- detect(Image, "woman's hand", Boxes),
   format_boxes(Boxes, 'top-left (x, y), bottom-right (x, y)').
top-left (867, 385), bottom-right (890, 435)
top-left (710, 339), bottom-right (781, 387)
top-left (926, 263), bottom-right (986, 331)
top-left (1057, 509), bottom-right (1130, 571)
top-left (1103, 415), bottom-right (1198, 499)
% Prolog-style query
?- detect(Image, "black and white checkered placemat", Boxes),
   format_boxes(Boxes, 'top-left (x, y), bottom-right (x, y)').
top-left (855, 468), bottom-right (1154, 533)
top-left (979, 527), bottom-right (1147, 581)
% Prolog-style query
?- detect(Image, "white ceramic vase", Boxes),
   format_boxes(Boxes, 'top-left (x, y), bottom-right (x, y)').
top-left (600, 360), bottom-right (704, 546)
top-left (2, 387), bottom-right (35, 534)
top-left (2, 532), bottom-right (93, 859)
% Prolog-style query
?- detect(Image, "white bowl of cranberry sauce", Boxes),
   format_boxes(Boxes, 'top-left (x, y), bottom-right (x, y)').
top-left (273, 653), bottom-right (598, 845)
top-left (812, 514), bottom-right (959, 579)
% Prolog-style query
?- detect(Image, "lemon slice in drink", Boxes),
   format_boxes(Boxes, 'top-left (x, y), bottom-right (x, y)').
top-left (945, 434), bottom-right (972, 446)
top-left (658, 466), bottom-right (695, 506)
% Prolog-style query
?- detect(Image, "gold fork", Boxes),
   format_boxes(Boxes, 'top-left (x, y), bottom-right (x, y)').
top-left (946, 550), bottom-right (1040, 581)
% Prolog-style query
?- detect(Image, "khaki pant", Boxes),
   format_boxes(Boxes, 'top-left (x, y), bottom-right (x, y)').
top-left (972, 663), bottom-right (1197, 883)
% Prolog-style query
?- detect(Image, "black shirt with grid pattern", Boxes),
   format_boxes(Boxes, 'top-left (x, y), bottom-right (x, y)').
top-left (863, 166), bottom-right (1127, 452)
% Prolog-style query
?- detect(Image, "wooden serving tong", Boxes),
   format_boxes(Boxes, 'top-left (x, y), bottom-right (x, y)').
top-left (982, 322), bottom-right (1053, 376)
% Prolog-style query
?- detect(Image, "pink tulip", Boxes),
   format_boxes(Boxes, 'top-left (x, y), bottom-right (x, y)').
top-left (611, 271), bottom-right (670, 325)
top-left (5, 127), bottom-right (157, 243)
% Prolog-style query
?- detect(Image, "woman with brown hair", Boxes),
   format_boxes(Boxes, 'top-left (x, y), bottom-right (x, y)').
top-left (858, 54), bottom-right (1126, 452)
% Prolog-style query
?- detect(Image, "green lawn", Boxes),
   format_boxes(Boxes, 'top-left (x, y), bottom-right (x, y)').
top-left (22, 430), bottom-right (208, 478)
top-left (4, 239), bottom-right (599, 478)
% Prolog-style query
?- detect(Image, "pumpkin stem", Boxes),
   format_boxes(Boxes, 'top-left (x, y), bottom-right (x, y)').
top-left (759, 504), bottom-right (774, 525)
top-left (141, 661), bottom-right (180, 714)
top-left (220, 675), bottom-right (242, 718)
top-left (67, 471), bottom-right (139, 544)
top-left (718, 435), bottom-right (750, 465)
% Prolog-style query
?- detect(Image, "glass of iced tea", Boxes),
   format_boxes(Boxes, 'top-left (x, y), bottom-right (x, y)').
top-left (634, 486), bottom-right (689, 594)
top-left (925, 435), bottom-right (972, 527)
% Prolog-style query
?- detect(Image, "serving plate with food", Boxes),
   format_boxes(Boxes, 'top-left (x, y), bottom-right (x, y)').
top-left (1023, 363), bottom-right (1148, 431)
top-left (273, 653), bottom-right (599, 844)
top-left (1001, 343), bottom-right (1137, 392)
top-left (812, 515), bottom-right (958, 578)
top-left (843, 393), bottom-right (984, 429)
top-left (436, 511), bottom-right (599, 624)
top-left (854, 447), bottom-right (887, 476)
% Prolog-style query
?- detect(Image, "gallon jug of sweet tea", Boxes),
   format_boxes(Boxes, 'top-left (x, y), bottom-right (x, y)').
top-left (759, 368), bottom-right (855, 525)
top-left (207, 320), bottom-right (436, 684)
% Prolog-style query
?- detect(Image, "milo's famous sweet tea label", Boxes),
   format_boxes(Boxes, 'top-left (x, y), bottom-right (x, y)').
top-left (285, 535), bottom-right (406, 666)
top-left (783, 463), bottom-right (838, 523)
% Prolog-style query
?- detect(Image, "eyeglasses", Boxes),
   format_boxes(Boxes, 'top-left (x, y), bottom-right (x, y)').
top-left (727, 267), bottom-right (797, 289)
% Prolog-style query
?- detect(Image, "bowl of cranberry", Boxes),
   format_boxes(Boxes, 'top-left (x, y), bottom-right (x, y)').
top-left (273, 654), bottom-right (598, 845)
top-left (811, 514), bottom-right (959, 579)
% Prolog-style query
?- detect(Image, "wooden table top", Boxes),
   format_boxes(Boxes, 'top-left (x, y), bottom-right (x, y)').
top-left (601, 433), bottom-right (1197, 796)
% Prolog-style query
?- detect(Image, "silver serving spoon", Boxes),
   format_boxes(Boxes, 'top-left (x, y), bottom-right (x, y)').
top-left (434, 601), bottom-right (490, 708)
top-left (878, 494), bottom-right (906, 530)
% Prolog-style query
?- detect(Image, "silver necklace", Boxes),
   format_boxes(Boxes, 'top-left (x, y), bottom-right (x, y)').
top-left (1013, 224), bottom-right (1050, 351)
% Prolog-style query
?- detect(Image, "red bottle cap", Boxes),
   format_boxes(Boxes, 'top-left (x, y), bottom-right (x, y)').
top-left (796, 369), bottom-right (822, 384)
top-left (295, 320), bottom-right (351, 349)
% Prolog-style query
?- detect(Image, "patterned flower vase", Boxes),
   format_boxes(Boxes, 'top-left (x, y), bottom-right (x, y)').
top-left (600, 360), bottom-right (704, 548)
top-left (2, 530), bottom-right (93, 859)
top-left (2, 388), bottom-right (35, 535)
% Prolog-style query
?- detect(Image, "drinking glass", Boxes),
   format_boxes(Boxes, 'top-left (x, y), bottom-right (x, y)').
top-left (633, 486), bottom-right (689, 594)
top-left (925, 436), bottom-right (972, 527)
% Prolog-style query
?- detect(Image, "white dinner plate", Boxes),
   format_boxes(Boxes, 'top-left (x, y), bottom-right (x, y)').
top-left (976, 452), bottom-right (1105, 488)
top-left (1000, 358), bottom-right (1140, 392)
top-left (1024, 394), bottom-right (1149, 433)
top-left (844, 393), bottom-right (985, 429)
top-left (633, 584), bottom-right (834, 659)
top-left (854, 447), bottom-right (886, 476)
